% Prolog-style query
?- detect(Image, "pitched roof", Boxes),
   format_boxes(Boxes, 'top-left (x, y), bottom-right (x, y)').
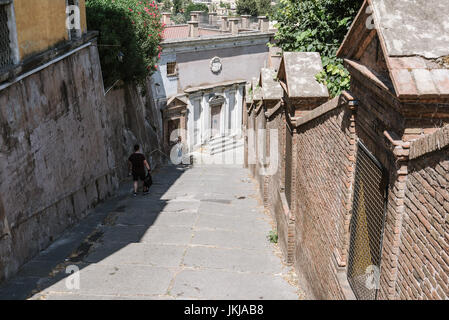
top-left (167, 95), bottom-right (188, 106)
top-left (370, 0), bottom-right (449, 59)
top-left (277, 52), bottom-right (329, 99)
top-left (338, 0), bottom-right (449, 99)
top-left (259, 68), bottom-right (283, 101)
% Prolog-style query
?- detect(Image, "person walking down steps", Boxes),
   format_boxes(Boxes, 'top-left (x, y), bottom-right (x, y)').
top-left (128, 144), bottom-right (151, 197)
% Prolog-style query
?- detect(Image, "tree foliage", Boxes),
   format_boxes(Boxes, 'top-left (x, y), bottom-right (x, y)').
top-left (257, 0), bottom-right (272, 16)
top-left (86, 0), bottom-right (164, 88)
top-left (183, 2), bottom-right (209, 21)
top-left (236, 0), bottom-right (258, 16)
top-left (219, 1), bottom-right (231, 9)
top-left (160, 0), bottom-right (172, 11)
top-left (273, 0), bottom-right (363, 97)
top-left (172, 0), bottom-right (183, 13)
top-left (236, 0), bottom-right (273, 16)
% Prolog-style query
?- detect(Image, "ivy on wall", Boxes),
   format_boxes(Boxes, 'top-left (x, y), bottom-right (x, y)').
top-left (86, 0), bottom-right (165, 88)
top-left (272, 0), bottom-right (364, 97)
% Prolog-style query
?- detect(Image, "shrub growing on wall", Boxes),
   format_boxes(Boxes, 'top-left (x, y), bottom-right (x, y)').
top-left (86, 0), bottom-right (165, 88)
top-left (273, 0), bottom-right (364, 97)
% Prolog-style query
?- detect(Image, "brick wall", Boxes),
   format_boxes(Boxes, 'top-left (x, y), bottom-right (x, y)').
top-left (255, 107), bottom-right (267, 203)
top-left (293, 104), bottom-right (352, 299)
top-left (397, 144), bottom-right (449, 299)
top-left (244, 83), bottom-right (449, 300)
top-left (265, 108), bottom-right (295, 264)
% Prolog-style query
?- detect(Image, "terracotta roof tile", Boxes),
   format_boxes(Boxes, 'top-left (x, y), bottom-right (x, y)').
top-left (412, 69), bottom-right (438, 96)
top-left (389, 57), bottom-right (449, 97)
top-left (390, 69), bottom-right (418, 97)
top-left (162, 26), bottom-right (223, 40)
top-left (431, 69), bottom-right (449, 94)
top-left (162, 25), bottom-right (189, 40)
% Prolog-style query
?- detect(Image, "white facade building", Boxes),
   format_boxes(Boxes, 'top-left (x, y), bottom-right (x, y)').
top-left (150, 14), bottom-right (274, 153)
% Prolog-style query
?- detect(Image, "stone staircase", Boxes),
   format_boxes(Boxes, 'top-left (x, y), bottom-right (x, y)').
top-left (192, 135), bottom-right (244, 165)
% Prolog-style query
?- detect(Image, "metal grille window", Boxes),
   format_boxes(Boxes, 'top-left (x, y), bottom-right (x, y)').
top-left (0, 2), bottom-right (13, 70)
top-left (347, 142), bottom-right (388, 300)
top-left (167, 62), bottom-right (177, 77)
top-left (285, 123), bottom-right (292, 208)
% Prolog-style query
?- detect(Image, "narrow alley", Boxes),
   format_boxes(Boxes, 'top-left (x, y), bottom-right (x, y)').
top-left (0, 163), bottom-right (303, 300)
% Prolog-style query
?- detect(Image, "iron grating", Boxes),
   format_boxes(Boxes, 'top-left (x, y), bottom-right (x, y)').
top-left (347, 141), bottom-right (388, 300)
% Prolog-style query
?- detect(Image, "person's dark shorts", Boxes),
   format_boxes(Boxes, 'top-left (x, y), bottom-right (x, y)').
top-left (132, 171), bottom-right (146, 182)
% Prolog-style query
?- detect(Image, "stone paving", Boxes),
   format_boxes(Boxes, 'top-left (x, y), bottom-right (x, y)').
top-left (0, 163), bottom-right (303, 300)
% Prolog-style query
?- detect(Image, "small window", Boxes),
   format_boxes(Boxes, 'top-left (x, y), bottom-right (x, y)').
top-left (0, 1), bottom-right (15, 70)
top-left (167, 62), bottom-right (177, 77)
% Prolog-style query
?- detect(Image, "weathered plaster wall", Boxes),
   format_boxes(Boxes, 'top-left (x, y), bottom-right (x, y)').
top-left (104, 82), bottom-right (164, 178)
top-left (0, 44), bottom-right (113, 282)
top-left (177, 44), bottom-right (268, 91)
top-left (0, 43), bottom-right (163, 283)
top-left (14, 0), bottom-right (87, 60)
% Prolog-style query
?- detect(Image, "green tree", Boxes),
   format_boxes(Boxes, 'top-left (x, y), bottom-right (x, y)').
top-left (236, 0), bottom-right (258, 16)
top-left (237, 0), bottom-right (273, 17)
top-left (184, 2), bottom-right (209, 21)
top-left (161, 0), bottom-right (172, 11)
top-left (219, 1), bottom-right (231, 9)
top-left (173, 0), bottom-right (183, 13)
top-left (273, 0), bottom-right (364, 97)
top-left (86, 0), bottom-right (164, 88)
top-left (257, 0), bottom-right (272, 16)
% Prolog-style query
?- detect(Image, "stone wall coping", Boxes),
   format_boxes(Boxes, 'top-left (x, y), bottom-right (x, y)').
top-left (293, 96), bottom-right (341, 128)
top-left (161, 30), bottom-right (274, 46)
top-left (0, 31), bottom-right (99, 87)
top-left (409, 124), bottom-right (449, 160)
top-left (265, 100), bottom-right (283, 120)
top-left (184, 79), bottom-right (246, 93)
top-left (254, 100), bottom-right (264, 115)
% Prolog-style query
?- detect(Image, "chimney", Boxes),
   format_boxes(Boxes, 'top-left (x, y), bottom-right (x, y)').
top-left (162, 12), bottom-right (171, 26)
top-left (229, 18), bottom-right (240, 35)
top-left (241, 15), bottom-right (251, 29)
top-left (190, 13), bottom-right (198, 22)
top-left (188, 21), bottom-right (199, 37)
top-left (190, 11), bottom-right (203, 23)
top-left (208, 12), bottom-right (217, 25)
top-left (258, 16), bottom-right (269, 32)
top-left (221, 16), bottom-right (229, 32)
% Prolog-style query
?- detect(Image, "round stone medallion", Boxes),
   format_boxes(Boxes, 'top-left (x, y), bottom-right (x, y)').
top-left (210, 57), bottom-right (222, 74)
